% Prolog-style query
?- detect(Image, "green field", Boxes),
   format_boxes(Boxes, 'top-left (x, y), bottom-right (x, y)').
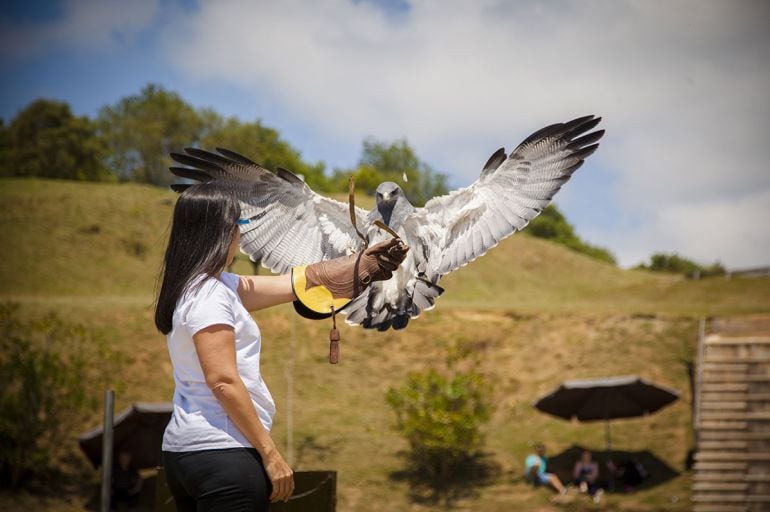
top-left (2, 178), bottom-right (769, 511)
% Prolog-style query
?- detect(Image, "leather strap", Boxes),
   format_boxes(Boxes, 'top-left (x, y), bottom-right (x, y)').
top-left (349, 176), bottom-right (368, 248)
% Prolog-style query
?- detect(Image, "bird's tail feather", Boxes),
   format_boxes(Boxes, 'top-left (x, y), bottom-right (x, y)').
top-left (343, 278), bottom-right (444, 331)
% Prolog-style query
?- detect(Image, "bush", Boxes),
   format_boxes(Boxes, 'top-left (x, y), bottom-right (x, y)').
top-left (636, 252), bottom-right (726, 278)
top-left (386, 361), bottom-right (492, 484)
top-left (0, 303), bottom-right (122, 489)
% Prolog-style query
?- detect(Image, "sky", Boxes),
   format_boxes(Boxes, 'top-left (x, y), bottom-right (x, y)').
top-left (1, 0), bottom-right (769, 269)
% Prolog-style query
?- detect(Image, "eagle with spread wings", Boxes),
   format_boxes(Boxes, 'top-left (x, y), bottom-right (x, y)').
top-left (169, 115), bottom-right (604, 331)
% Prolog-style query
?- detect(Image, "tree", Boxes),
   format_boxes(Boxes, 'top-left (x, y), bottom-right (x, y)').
top-left (0, 99), bottom-right (110, 181)
top-left (332, 138), bottom-right (449, 205)
top-left (98, 84), bottom-right (202, 186)
top-left (0, 119), bottom-right (8, 171)
top-left (525, 204), bottom-right (616, 264)
top-left (199, 110), bottom-right (327, 191)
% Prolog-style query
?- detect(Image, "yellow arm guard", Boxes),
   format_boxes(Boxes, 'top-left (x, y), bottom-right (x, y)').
top-left (291, 265), bottom-right (352, 320)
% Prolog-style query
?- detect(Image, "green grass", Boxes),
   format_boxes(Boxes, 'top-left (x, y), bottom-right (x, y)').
top-left (1, 178), bottom-right (769, 511)
top-left (0, 178), bottom-right (172, 297)
top-left (441, 234), bottom-right (770, 316)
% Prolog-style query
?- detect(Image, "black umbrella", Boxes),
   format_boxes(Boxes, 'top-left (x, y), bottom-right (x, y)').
top-left (533, 375), bottom-right (679, 450)
top-left (78, 402), bottom-right (172, 470)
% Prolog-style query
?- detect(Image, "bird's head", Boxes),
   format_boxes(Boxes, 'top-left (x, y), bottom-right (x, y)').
top-left (375, 181), bottom-right (402, 209)
top-left (373, 181), bottom-right (414, 228)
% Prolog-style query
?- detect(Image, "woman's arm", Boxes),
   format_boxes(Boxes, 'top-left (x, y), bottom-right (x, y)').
top-left (194, 324), bottom-right (294, 502)
top-left (236, 274), bottom-right (296, 312)
top-left (235, 238), bottom-right (409, 312)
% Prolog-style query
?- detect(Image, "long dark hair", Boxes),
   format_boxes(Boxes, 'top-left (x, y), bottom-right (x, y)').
top-left (155, 183), bottom-right (241, 334)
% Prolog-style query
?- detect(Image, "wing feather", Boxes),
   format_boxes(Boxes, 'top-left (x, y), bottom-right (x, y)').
top-left (169, 148), bottom-right (367, 272)
top-left (403, 115), bottom-right (604, 277)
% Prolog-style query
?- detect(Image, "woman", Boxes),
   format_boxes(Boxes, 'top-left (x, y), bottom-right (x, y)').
top-left (573, 449), bottom-right (602, 501)
top-left (155, 183), bottom-right (407, 511)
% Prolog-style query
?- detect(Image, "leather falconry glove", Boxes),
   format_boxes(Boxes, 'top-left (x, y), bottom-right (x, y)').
top-left (307, 237), bottom-right (407, 297)
top-left (291, 237), bottom-right (409, 363)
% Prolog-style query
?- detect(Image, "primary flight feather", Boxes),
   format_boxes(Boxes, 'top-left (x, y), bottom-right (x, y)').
top-left (169, 115), bottom-right (604, 331)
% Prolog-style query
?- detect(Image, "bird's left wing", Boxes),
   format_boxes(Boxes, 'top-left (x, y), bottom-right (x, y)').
top-left (403, 115), bottom-right (604, 277)
top-left (170, 148), bottom-right (367, 273)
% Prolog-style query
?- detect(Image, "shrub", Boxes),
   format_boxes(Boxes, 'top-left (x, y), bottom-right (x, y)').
top-left (0, 303), bottom-right (122, 489)
top-left (386, 362), bottom-right (492, 483)
top-left (636, 252), bottom-right (726, 278)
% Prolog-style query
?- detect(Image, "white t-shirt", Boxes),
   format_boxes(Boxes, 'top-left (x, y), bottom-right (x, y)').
top-left (162, 272), bottom-right (276, 452)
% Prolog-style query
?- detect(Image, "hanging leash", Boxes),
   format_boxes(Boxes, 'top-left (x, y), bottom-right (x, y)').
top-left (325, 177), bottom-right (367, 364)
top-left (349, 177), bottom-right (369, 249)
top-left (326, 177), bottom-right (402, 364)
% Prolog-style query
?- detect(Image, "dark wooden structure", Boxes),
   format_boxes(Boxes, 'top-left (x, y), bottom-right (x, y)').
top-left (693, 316), bottom-right (770, 511)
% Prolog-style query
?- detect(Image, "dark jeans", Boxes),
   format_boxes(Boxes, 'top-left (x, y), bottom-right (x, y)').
top-left (162, 448), bottom-right (271, 512)
top-left (111, 488), bottom-right (140, 509)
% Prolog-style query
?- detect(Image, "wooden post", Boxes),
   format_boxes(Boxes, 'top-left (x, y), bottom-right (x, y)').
top-left (694, 317), bottom-right (705, 444)
top-left (286, 312), bottom-right (295, 466)
top-left (100, 389), bottom-right (115, 512)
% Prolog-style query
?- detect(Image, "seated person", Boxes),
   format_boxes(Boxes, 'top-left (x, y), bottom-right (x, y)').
top-left (111, 451), bottom-right (142, 510)
top-left (606, 457), bottom-right (648, 492)
top-left (524, 443), bottom-right (566, 494)
top-left (573, 449), bottom-right (603, 502)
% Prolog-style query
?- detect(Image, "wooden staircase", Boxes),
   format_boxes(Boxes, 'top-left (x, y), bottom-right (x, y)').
top-left (693, 316), bottom-right (770, 512)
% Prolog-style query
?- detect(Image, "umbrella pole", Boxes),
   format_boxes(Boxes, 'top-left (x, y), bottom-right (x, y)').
top-left (100, 389), bottom-right (115, 512)
top-left (605, 417), bottom-right (615, 492)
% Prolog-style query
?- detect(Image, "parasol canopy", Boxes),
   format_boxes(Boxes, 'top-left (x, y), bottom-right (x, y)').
top-left (533, 376), bottom-right (679, 450)
top-left (78, 402), bottom-right (172, 470)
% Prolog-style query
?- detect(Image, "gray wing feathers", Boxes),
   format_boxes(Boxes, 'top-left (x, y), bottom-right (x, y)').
top-left (169, 148), bottom-right (367, 273)
top-left (407, 115), bottom-right (603, 276)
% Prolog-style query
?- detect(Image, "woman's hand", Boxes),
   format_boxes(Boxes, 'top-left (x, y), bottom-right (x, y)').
top-left (264, 450), bottom-right (294, 502)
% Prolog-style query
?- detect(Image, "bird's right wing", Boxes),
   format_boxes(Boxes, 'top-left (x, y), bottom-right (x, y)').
top-left (403, 115), bottom-right (604, 278)
top-left (170, 148), bottom-right (368, 273)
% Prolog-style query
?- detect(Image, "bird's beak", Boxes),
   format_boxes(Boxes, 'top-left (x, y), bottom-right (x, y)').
top-left (382, 193), bottom-right (391, 202)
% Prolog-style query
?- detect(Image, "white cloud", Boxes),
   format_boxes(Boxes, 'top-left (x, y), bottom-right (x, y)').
top-left (0, 0), bottom-right (159, 57)
top-left (584, 188), bottom-right (770, 268)
top-left (158, 0), bottom-right (769, 268)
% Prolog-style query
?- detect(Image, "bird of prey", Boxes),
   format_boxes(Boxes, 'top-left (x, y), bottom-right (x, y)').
top-left (169, 115), bottom-right (604, 331)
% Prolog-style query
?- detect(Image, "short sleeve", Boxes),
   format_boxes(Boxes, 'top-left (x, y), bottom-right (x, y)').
top-left (182, 279), bottom-right (236, 336)
top-left (219, 272), bottom-right (240, 293)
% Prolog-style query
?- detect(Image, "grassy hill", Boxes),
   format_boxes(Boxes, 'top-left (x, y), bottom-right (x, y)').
top-left (2, 178), bottom-right (769, 511)
top-left (2, 178), bottom-right (765, 315)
